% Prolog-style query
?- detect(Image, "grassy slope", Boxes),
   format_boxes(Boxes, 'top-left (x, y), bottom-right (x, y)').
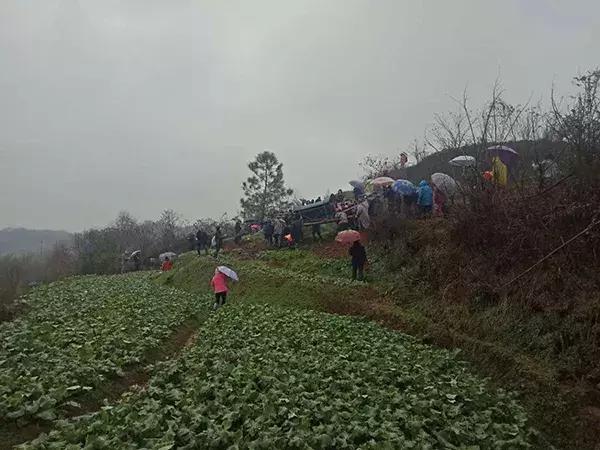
top-left (157, 247), bottom-right (583, 449)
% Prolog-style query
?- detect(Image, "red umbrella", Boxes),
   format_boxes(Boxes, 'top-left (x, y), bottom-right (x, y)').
top-left (335, 230), bottom-right (361, 244)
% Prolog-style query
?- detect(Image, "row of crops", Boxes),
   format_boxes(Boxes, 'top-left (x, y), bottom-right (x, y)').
top-left (23, 303), bottom-right (535, 449)
top-left (0, 274), bottom-right (206, 426)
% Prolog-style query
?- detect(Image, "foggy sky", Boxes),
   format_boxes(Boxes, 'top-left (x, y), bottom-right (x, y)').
top-left (1, 0), bottom-right (598, 231)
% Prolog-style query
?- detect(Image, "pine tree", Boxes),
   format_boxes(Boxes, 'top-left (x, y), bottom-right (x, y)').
top-left (240, 151), bottom-right (293, 220)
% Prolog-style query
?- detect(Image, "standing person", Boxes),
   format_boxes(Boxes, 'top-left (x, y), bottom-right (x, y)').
top-left (196, 229), bottom-right (209, 256)
top-left (335, 210), bottom-right (349, 232)
top-left (355, 199), bottom-right (371, 231)
top-left (234, 220), bottom-right (242, 245)
top-left (404, 191), bottom-right (418, 218)
top-left (349, 240), bottom-right (367, 281)
top-left (291, 214), bottom-right (303, 245)
top-left (131, 251), bottom-right (141, 271)
top-left (433, 185), bottom-right (447, 217)
top-left (335, 189), bottom-right (345, 203)
top-left (273, 217), bottom-right (284, 248)
top-left (416, 180), bottom-right (433, 216)
top-left (161, 256), bottom-right (173, 272)
top-left (263, 220), bottom-right (274, 246)
top-left (353, 185), bottom-right (364, 200)
top-left (121, 251), bottom-right (129, 273)
top-left (383, 186), bottom-right (395, 214)
top-left (311, 223), bottom-right (322, 241)
top-left (210, 268), bottom-right (229, 310)
top-left (213, 226), bottom-right (223, 258)
top-left (186, 233), bottom-right (196, 251)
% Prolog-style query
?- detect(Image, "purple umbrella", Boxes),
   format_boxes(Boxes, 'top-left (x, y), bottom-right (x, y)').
top-left (487, 145), bottom-right (519, 166)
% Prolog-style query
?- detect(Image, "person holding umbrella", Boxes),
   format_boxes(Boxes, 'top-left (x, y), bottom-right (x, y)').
top-left (130, 250), bottom-right (142, 271)
top-left (416, 180), bottom-right (433, 216)
top-left (433, 185), bottom-right (447, 216)
top-left (161, 256), bottom-right (173, 272)
top-left (210, 266), bottom-right (237, 310)
top-left (336, 230), bottom-right (368, 281)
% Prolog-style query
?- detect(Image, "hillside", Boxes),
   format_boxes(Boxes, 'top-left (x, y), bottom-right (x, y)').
top-left (155, 242), bottom-right (596, 449)
top-left (0, 228), bottom-right (72, 255)
top-left (1, 258), bottom-right (536, 449)
top-left (404, 139), bottom-right (565, 182)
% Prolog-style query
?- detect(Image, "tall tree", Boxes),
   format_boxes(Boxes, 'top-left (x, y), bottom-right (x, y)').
top-left (240, 151), bottom-right (293, 220)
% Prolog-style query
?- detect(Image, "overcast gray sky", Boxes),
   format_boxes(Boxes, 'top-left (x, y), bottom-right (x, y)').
top-left (1, 0), bottom-right (598, 231)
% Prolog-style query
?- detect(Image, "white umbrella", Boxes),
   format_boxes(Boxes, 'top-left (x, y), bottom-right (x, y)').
top-left (159, 252), bottom-right (177, 262)
top-left (487, 145), bottom-right (518, 155)
top-left (130, 250), bottom-right (141, 258)
top-left (431, 173), bottom-right (458, 195)
top-left (217, 266), bottom-right (239, 281)
top-left (449, 155), bottom-right (476, 167)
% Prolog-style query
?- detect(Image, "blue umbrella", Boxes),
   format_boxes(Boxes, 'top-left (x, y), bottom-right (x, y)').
top-left (392, 179), bottom-right (416, 196)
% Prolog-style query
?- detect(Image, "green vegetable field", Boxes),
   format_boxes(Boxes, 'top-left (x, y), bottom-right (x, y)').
top-left (0, 274), bottom-right (205, 425)
top-left (22, 303), bottom-right (534, 449)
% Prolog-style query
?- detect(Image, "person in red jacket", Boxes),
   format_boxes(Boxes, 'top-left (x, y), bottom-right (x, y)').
top-left (161, 257), bottom-right (173, 272)
top-left (210, 268), bottom-right (229, 310)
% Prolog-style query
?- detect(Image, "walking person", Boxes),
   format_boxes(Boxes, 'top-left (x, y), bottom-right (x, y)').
top-left (210, 268), bottom-right (229, 310)
top-left (349, 240), bottom-right (367, 281)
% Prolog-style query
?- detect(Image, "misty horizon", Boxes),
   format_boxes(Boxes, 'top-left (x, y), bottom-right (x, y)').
top-left (2, 0), bottom-right (598, 231)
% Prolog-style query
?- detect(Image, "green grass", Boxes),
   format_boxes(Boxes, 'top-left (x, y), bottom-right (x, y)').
top-left (156, 251), bottom-right (361, 311)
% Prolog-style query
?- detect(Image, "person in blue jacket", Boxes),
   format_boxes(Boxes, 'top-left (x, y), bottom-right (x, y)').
top-left (416, 180), bottom-right (433, 216)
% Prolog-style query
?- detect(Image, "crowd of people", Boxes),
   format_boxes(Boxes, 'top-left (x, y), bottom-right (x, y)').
top-left (151, 176), bottom-right (445, 282)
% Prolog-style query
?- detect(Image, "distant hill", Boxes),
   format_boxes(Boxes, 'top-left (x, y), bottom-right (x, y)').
top-left (0, 228), bottom-right (73, 255)
top-left (404, 139), bottom-right (565, 182)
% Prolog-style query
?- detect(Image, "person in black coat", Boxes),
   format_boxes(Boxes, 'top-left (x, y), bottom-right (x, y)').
top-left (349, 240), bottom-right (367, 281)
top-left (196, 229), bottom-right (209, 256)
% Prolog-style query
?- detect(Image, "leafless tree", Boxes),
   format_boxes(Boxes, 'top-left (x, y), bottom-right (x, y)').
top-left (550, 69), bottom-right (600, 170)
top-left (359, 154), bottom-right (402, 179)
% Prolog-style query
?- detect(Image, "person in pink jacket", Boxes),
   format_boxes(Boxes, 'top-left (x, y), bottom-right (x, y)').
top-left (210, 269), bottom-right (229, 310)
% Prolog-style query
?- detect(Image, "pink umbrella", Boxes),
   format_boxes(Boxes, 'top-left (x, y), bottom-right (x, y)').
top-left (371, 176), bottom-right (394, 187)
top-left (335, 230), bottom-right (361, 244)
